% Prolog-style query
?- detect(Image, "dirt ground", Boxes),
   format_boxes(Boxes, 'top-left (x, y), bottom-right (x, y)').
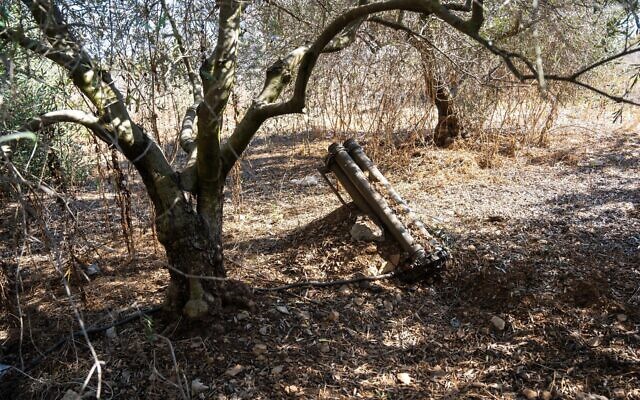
top-left (0, 110), bottom-right (639, 399)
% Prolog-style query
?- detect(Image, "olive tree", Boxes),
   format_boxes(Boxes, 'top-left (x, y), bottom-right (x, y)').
top-left (1, 0), bottom-right (638, 319)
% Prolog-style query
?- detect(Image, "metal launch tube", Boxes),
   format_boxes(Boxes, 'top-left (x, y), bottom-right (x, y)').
top-left (344, 138), bottom-right (436, 245)
top-left (322, 156), bottom-right (378, 221)
top-left (328, 143), bottom-right (423, 255)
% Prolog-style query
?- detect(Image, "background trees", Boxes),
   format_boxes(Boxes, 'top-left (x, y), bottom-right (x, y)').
top-left (1, 0), bottom-right (639, 320)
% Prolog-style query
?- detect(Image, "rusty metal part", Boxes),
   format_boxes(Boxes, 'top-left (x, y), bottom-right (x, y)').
top-left (318, 166), bottom-right (349, 208)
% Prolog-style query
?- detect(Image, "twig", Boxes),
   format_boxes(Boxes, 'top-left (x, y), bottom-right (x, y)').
top-left (18, 306), bottom-right (162, 373)
top-left (15, 273), bottom-right (401, 373)
top-left (254, 271), bottom-right (397, 292)
top-left (154, 334), bottom-right (189, 400)
top-left (165, 264), bottom-right (229, 282)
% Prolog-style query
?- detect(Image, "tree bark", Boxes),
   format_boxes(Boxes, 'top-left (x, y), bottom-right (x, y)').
top-left (154, 193), bottom-right (226, 318)
top-left (431, 84), bottom-right (462, 148)
top-left (414, 41), bottom-right (463, 147)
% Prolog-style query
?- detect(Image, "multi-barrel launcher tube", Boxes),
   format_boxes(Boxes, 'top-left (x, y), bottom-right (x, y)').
top-left (321, 139), bottom-right (449, 283)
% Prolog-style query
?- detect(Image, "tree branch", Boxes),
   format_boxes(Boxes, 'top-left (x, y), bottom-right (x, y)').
top-left (259, 0), bottom-right (437, 118)
top-left (0, 28), bottom-right (76, 69)
top-left (196, 0), bottom-right (243, 191)
top-left (160, 0), bottom-right (202, 156)
top-left (17, 109), bottom-right (114, 143)
top-left (179, 103), bottom-right (198, 154)
top-left (469, 0), bottom-right (484, 33)
top-left (420, 1), bottom-right (640, 106)
top-left (264, 0), bottom-right (312, 27)
top-left (11, 0), bottom-right (184, 213)
top-left (221, 0), bottom-right (447, 174)
top-left (160, 0), bottom-right (202, 102)
top-left (323, 0), bottom-right (371, 53)
top-left (220, 45), bottom-right (308, 174)
top-left (443, 0), bottom-right (471, 12)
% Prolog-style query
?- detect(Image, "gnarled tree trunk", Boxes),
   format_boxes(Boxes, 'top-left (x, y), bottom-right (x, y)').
top-left (413, 40), bottom-right (463, 147)
top-left (155, 193), bottom-right (224, 317)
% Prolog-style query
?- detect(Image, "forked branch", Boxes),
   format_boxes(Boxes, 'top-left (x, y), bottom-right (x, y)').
top-left (13, 109), bottom-right (115, 144)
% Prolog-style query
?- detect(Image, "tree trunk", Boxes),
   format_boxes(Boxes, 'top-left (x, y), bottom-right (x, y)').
top-left (153, 185), bottom-right (251, 319)
top-left (154, 192), bottom-right (223, 317)
top-left (431, 84), bottom-right (462, 148)
top-left (413, 40), bottom-right (463, 147)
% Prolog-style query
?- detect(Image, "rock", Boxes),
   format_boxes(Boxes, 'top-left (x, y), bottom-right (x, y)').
top-left (389, 254), bottom-right (401, 266)
top-left (327, 310), bottom-right (340, 322)
top-left (616, 313), bottom-right (628, 322)
top-left (467, 244), bottom-right (477, 251)
top-left (291, 175), bottom-right (319, 186)
top-left (236, 311), bottom-right (249, 321)
top-left (490, 316), bottom-right (506, 331)
top-left (275, 305), bottom-right (289, 315)
top-left (61, 390), bottom-right (81, 400)
top-left (85, 263), bottom-right (100, 276)
top-left (298, 310), bottom-right (311, 320)
top-left (364, 244), bottom-right (378, 254)
top-left (430, 365), bottom-right (445, 377)
top-left (587, 336), bottom-right (601, 347)
top-left (380, 254), bottom-right (401, 274)
top-left (541, 390), bottom-right (553, 400)
top-left (350, 216), bottom-right (384, 242)
top-left (576, 392), bottom-right (609, 400)
top-left (259, 326), bottom-right (268, 335)
top-left (380, 261), bottom-right (396, 274)
top-left (105, 327), bottom-right (117, 340)
top-left (522, 388), bottom-right (538, 399)
top-left (383, 300), bottom-right (393, 312)
top-left (353, 297), bottom-right (365, 306)
top-left (225, 364), bottom-right (244, 377)
top-left (285, 385), bottom-right (300, 394)
top-left (613, 388), bottom-right (625, 398)
top-left (271, 365), bottom-right (284, 375)
top-left (319, 343), bottom-right (330, 353)
top-left (252, 343), bottom-right (267, 355)
top-left (191, 378), bottom-right (209, 395)
top-left (396, 372), bottom-right (412, 384)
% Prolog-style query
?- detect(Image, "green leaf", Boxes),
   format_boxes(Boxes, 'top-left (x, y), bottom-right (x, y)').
top-left (158, 11), bottom-right (167, 30)
top-left (0, 4), bottom-right (8, 28)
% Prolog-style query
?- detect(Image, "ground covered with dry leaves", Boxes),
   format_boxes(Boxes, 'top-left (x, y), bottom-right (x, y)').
top-left (1, 112), bottom-right (639, 399)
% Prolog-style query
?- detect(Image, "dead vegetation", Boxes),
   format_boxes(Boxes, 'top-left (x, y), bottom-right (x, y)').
top-left (1, 106), bottom-right (638, 399)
